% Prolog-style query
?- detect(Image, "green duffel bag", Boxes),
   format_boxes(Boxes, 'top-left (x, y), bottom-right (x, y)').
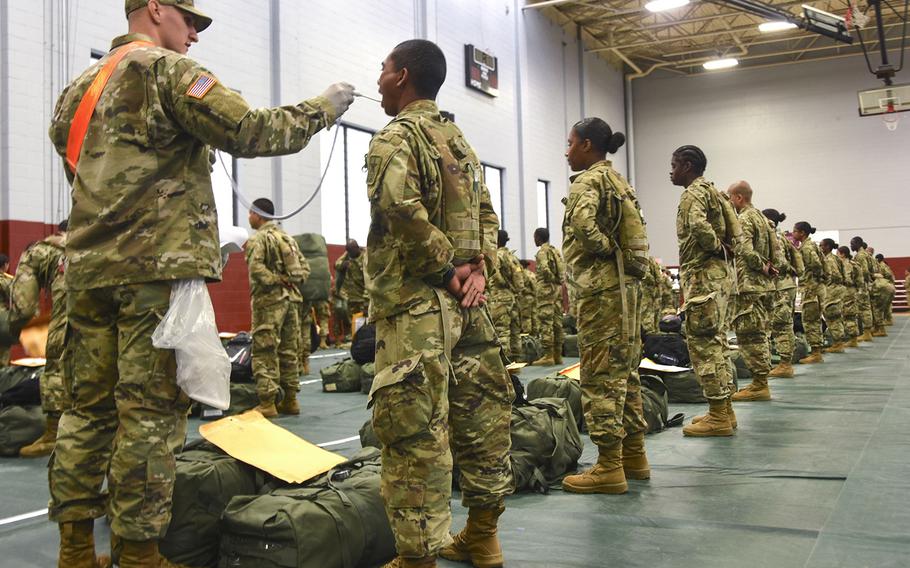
top-left (193, 383), bottom-right (284, 420)
top-left (160, 442), bottom-right (264, 568)
top-left (657, 369), bottom-right (704, 403)
top-left (640, 375), bottom-right (684, 434)
top-left (359, 418), bottom-right (381, 450)
top-left (562, 313), bottom-right (577, 335)
top-left (510, 397), bottom-right (583, 494)
top-left (321, 358), bottom-right (363, 393)
top-left (525, 374), bottom-right (584, 433)
top-left (293, 233), bottom-right (331, 303)
top-left (0, 365), bottom-right (43, 396)
top-left (219, 448), bottom-right (396, 568)
top-left (360, 363), bottom-right (375, 395)
top-left (562, 334), bottom-right (579, 358)
top-left (519, 334), bottom-right (543, 364)
top-left (792, 334), bottom-right (810, 363)
top-left (0, 405), bottom-right (44, 457)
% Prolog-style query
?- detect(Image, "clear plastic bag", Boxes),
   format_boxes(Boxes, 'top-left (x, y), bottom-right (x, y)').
top-left (152, 279), bottom-right (231, 410)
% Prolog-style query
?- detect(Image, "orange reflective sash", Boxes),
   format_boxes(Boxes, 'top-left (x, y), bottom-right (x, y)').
top-left (65, 41), bottom-right (153, 174)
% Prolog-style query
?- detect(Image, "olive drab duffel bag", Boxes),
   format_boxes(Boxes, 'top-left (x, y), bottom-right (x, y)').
top-left (160, 441), bottom-right (264, 568)
top-left (320, 358), bottom-right (364, 393)
top-left (519, 334), bottom-right (543, 364)
top-left (525, 374), bottom-right (585, 433)
top-left (509, 397), bottom-right (583, 494)
top-left (293, 233), bottom-right (331, 303)
top-left (0, 405), bottom-right (45, 457)
top-left (360, 362), bottom-right (375, 395)
top-left (562, 334), bottom-right (579, 358)
top-left (640, 374), bottom-right (684, 434)
top-left (218, 448), bottom-right (396, 568)
top-left (359, 418), bottom-right (381, 450)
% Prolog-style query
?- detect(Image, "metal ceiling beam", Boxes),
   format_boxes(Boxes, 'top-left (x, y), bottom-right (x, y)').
top-left (522, 0), bottom-right (581, 10)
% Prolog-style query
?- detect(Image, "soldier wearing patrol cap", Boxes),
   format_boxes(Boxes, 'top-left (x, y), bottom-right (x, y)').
top-left (47, 1), bottom-right (355, 565)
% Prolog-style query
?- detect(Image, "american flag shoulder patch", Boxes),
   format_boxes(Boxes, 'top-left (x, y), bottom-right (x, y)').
top-left (187, 74), bottom-right (217, 99)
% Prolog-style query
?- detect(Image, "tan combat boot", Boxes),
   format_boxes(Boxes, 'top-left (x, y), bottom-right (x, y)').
top-left (823, 343), bottom-right (845, 353)
top-left (58, 520), bottom-right (111, 568)
top-left (253, 399), bottom-right (278, 418)
top-left (302, 360), bottom-right (311, 376)
top-left (277, 393), bottom-right (300, 415)
top-left (872, 327), bottom-right (888, 337)
top-left (683, 399), bottom-right (734, 437)
top-left (552, 344), bottom-right (563, 365)
top-left (382, 556), bottom-right (437, 568)
top-left (846, 337), bottom-right (859, 348)
top-left (860, 330), bottom-right (873, 342)
top-left (562, 442), bottom-right (627, 494)
top-left (732, 376), bottom-right (771, 402)
top-left (20, 414), bottom-right (59, 458)
top-left (119, 539), bottom-right (160, 568)
top-left (691, 398), bottom-right (737, 429)
top-left (799, 352), bottom-right (824, 364)
top-left (319, 337), bottom-right (329, 350)
top-left (768, 362), bottom-right (794, 378)
top-left (621, 432), bottom-right (650, 480)
top-left (531, 355), bottom-right (556, 366)
top-left (439, 505), bottom-right (505, 568)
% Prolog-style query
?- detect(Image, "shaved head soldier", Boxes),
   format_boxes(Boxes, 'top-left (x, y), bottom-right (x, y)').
top-left (47, 1), bottom-right (354, 564)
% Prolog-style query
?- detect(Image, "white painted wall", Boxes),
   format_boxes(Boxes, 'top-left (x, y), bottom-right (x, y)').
top-left (632, 57), bottom-right (910, 265)
top-left (0, 0), bottom-right (626, 258)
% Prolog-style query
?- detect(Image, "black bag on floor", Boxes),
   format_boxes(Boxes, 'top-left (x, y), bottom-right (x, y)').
top-left (0, 375), bottom-right (41, 407)
top-left (640, 375), bottom-right (684, 434)
top-left (219, 448), bottom-right (396, 568)
top-left (562, 334), bottom-right (579, 358)
top-left (320, 358), bottom-right (364, 393)
top-left (643, 332), bottom-right (690, 367)
top-left (0, 405), bottom-right (44, 457)
top-left (350, 323), bottom-right (376, 365)
top-left (519, 334), bottom-right (543, 364)
top-left (226, 332), bottom-right (253, 383)
top-left (161, 441), bottom-right (263, 568)
top-left (510, 398), bottom-right (583, 494)
top-left (0, 364), bottom-right (43, 396)
top-left (525, 374), bottom-right (585, 432)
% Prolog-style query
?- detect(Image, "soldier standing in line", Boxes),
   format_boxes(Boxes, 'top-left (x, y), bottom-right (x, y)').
top-left (725, 182), bottom-right (780, 403)
top-left (10, 222), bottom-right (68, 457)
top-left (639, 257), bottom-right (661, 335)
top-left (333, 239), bottom-right (368, 342)
top-left (558, 118), bottom-right (651, 495)
top-left (838, 246), bottom-right (861, 346)
top-left (659, 268), bottom-right (678, 316)
top-left (851, 237), bottom-right (876, 342)
top-left (819, 239), bottom-right (848, 353)
top-left (366, 39), bottom-right (513, 568)
top-left (46, 1), bottom-right (354, 564)
top-left (764, 210), bottom-right (803, 378)
top-left (792, 222), bottom-right (828, 364)
top-left (246, 198), bottom-right (309, 417)
top-left (671, 146), bottom-right (739, 437)
top-left (532, 227), bottom-right (566, 366)
top-left (297, 300), bottom-right (314, 376)
top-left (519, 259), bottom-right (539, 337)
top-left (875, 253), bottom-right (896, 327)
top-left (488, 230), bottom-right (524, 360)
top-left (870, 253), bottom-right (895, 336)
top-left (0, 254), bottom-right (13, 367)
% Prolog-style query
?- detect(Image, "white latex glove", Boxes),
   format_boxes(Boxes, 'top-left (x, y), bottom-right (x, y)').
top-left (321, 82), bottom-right (356, 118)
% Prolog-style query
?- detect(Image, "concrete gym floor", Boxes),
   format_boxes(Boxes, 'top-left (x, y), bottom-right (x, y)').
top-left (1, 316), bottom-right (908, 567)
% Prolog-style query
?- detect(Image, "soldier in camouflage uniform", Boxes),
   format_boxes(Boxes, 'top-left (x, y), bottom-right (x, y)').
top-left (764, 210), bottom-right (804, 378)
top-left (315, 300), bottom-right (331, 348)
top-left (518, 259), bottom-right (539, 336)
top-left (367, 40), bottom-right (513, 568)
top-left (246, 198), bottom-right (310, 417)
top-left (9, 225), bottom-right (69, 457)
top-left (533, 227), bottom-right (566, 366)
top-left (297, 301), bottom-right (314, 375)
top-left (559, 118), bottom-right (651, 495)
top-left (871, 253), bottom-right (895, 336)
top-left (47, 1), bottom-right (354, 564)
top-left (838, 246), bottom-right (861, 345)
top-left (671, 146), bottom-right (739, 437)
top-left (793, 222), bottom-right (828, 363)
top-left (0, 254), bottom-right (12, 367)
top-left (639, 257), bottom-right (662, 335)
top-left (659, 268), bottom-right (677, 316)
top-left (820, 239), bottom-right (848, 353)
top-left (726, 182), bottom-right (780, 402)
top-left (334, 239), bottom-right (368, 341)
top-left (850, 237), bottom-right (876, 341)
top-left (488, 230), bottom-right (524, 360)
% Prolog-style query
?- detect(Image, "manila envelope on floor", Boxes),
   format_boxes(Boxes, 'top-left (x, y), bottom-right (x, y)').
top-left (199, 410), bottom-right (347, 484)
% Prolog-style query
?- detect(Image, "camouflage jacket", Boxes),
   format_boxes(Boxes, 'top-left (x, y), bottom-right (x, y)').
top-left (562, 161), bottom-right (649, 298)
top-left (734, 205), bottom-right (779, 294)
top-left (774, 230), bottom-right (803, 291)
top-left (49, 33), bottom-right (336, 290)
top-left (0, 273), bottom-right (12, 309)
top-left (534, 243), bottom-right (565, 303)
top-left (10, 234), bottom-right (67, 329)
top-left (879, 260), bottom-right (895, 283)
top-left (523, 267), bottom-right (539, 300)
top-left (490, 247), bottom-right (524, 299)
top-left (840, 256), bottom-right (858, 289)
top-left (364, 100), bottom-right (498, 320)
top-left (676, 177), bottom-right (727, 274)
top-left (823, 251), bottom-right (846, 286)
top-left (799, 238), bottom-right (826, 285)
top-left (854, 249), bottom-right (877, 283)
top-left (245, 222), bottom-right (308, 307)
top-left (334, 252), bottom-right (368, 304)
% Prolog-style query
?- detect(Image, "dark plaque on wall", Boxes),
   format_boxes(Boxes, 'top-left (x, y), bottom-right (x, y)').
top-left (465, 44), bottom-right (499, 97)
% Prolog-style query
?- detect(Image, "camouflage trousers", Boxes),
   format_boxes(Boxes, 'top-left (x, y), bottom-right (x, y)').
top-left (870, 278), bottom-right (895, 332)
top-left (0, 345), bottom-right (9, 367)
top-left (639, 295), bottom-right (659, 336)
top-left (252, 297), bottom-right (299, 402)
top-left (41, 308), bottom-right (69, 415)
top-left (49, 282), bottom-right (190, 540)
top-left (370, 291), bottom-right (513, 558)
top-left (801, 282), bottom-right (827, 350)
top-left (770, 287), bottom-right (797, 363)
top-left (858, 285), bottom-right (873, 333)
top-left (732, 292), bottom-right (773, 379)
top-left (823, 286), bottom-right (847, 344)
top-left (489, 292), bottom-right (519, 359)
top-left (681, 262), bottom-right (733, 401)
top-left (314, 300), bottom-right (331, 341)
top-left (518, 293), bottom-right (537, 336)
top-left (843, 288), bottom-right (860, 339)
top-left (333, 299), bottom-right (366, 341)
top-left (297, 301), bottom-right (313, 373)
top-left (577, 282), bottom-right (648, 449)
top-left (537, 300), bottom-right (564, 360)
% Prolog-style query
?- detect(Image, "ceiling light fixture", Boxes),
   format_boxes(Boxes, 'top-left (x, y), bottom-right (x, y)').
top-left (644, 0), bottom-right (690, 13)
top-left (758, 21), bottom-right (798, 32)
top-left (703, 58), bottom-right (740, 70)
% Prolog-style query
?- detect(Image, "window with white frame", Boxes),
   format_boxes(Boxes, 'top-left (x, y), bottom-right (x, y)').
top-left (320, 124), bottom-right (375, 245)
top-left (482, 164), bottom-right (504, 225)
top-left (536, 179), bottom-right (549, 229)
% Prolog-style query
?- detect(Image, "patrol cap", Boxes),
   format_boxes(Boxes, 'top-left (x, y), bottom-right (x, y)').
top-left (125, 0), bottom-right (213, 32)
